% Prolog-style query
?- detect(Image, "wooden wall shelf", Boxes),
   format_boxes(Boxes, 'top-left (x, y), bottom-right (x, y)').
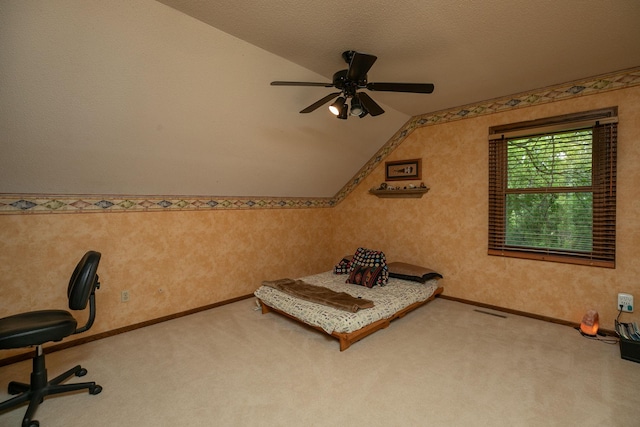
top-left (369, 187), bottom-right (429, 198)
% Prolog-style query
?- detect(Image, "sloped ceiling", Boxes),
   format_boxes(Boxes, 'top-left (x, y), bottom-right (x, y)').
top-left (1, 0), bottom-right (639, 198)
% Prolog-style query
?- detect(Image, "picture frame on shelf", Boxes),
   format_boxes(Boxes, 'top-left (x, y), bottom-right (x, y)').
top-left (385, 159), bottom-right (422, 181)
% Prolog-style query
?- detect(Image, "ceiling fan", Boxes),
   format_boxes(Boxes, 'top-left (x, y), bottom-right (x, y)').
top-left (271, 50), bottom-right (434, 119)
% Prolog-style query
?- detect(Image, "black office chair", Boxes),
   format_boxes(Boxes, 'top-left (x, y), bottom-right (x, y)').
top-left (0, 251), bottom-right (103, 427)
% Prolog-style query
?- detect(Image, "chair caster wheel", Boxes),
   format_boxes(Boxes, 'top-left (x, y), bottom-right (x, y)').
top-left (76, 368), bottom-right (88, 377)
top-left (90, 384), bottom-right (103, 395)
top-left (24, 419), bottom-right (39, 427)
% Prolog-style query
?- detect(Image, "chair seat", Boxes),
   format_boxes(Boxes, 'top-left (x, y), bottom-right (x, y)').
top-left (0, 310), bottom-right (77, 349)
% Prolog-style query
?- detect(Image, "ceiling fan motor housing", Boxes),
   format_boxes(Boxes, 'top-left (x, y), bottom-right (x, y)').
top-left (332, 70), bottom-right (364, 97)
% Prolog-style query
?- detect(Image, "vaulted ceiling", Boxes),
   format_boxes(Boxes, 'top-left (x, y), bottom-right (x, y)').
top-left (1, 0), bottom-right (639, 198)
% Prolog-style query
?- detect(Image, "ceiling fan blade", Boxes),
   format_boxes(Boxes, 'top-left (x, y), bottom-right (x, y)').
top-left (358, 92), bottom-right (385, 116)
top-left (300, 92), bottom-right (342, 113)
top-left (347, 52), bottom-right (377, 82)
top-left (271, 81), bottom-right (333, 87)
top-left (366, 82), bottom-right (434, 93)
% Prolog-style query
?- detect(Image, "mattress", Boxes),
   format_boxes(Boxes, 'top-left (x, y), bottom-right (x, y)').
top-left (254, 270), bottom-right (440, 335)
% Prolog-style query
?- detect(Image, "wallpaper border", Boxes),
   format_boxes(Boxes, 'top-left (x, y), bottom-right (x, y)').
top-left (0, 195), bottom-right (335, 214)
top-left (333, 66), bottom-right (640, 204)
top-left (2, 66), bottom-right (639, 215)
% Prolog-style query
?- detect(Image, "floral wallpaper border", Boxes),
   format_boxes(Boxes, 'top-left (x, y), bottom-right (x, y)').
top-left (2, 66), bottom-right (639, 215)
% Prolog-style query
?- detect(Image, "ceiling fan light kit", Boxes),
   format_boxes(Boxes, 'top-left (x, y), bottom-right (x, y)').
top-left (271, 50), bottom-right (434, 120)
top-left (349, 94), bottom-right (364, 117)
top-left (329, 96), bottom-right (346, 115)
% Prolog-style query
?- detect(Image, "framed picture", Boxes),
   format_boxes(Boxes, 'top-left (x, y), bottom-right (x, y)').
top-left (385, 158), bottom-right (422, 181)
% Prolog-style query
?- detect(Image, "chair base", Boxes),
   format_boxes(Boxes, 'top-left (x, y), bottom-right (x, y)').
top-left (0, 346), bottom-right (102, 427)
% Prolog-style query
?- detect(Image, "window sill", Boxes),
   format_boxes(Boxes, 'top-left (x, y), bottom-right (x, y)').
top-left (487, 249), bottom-right (614, 268)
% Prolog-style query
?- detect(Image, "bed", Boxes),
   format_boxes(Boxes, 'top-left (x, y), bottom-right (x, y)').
top-left (254, 258), bottom-right (443, 351)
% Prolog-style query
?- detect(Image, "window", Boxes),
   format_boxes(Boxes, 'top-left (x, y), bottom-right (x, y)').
top-left (488, 108), bottom-right (617, 268)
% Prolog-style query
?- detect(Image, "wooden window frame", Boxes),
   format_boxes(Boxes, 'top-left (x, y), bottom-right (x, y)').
top-left (488, 108), bottom-right (617, 268)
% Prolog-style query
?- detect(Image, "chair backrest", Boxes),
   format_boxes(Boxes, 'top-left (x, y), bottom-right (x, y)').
top-left (67, 251), bottom-right (101, 311)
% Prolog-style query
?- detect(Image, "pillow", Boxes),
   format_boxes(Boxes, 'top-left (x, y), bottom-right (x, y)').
top-left (346, 265), bottom-right (383, 288)
top-left (346, 247), bottom-right (388, 286)
top-left (388, 262), bottom-right (443, 283)
top-left (333, 255), bottom-right (353, 274)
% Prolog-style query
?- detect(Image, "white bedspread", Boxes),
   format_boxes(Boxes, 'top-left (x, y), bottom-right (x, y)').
top-left (254, 271), bottom-right (440, 334)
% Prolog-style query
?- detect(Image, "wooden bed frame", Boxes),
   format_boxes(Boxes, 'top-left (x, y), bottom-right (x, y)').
top-left (257, 286), bottom-right (443, 351)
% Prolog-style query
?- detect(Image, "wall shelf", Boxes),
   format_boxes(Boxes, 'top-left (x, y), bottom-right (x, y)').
top-left (369, 187), bottom-right (429, 198)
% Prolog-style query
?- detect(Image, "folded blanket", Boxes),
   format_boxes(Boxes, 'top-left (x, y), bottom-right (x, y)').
top-left (261, 278), bottom-right (374, 313)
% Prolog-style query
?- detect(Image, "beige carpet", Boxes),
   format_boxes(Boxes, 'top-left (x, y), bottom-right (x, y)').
top-left (1, 298), bottom-right (639, 427)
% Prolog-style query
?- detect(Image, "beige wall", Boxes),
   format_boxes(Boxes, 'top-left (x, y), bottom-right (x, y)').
top-left (334, 85), bottom-right (640, 331)
top-left (0, 208), bottom-right (335, 358)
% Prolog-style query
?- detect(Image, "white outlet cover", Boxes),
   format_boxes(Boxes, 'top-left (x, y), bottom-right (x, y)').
top-left (618, 293), bottom-right (634, 312)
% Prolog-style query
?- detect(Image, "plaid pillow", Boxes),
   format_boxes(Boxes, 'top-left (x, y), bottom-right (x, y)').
top-left (346, 247), bottom-right (388, 286)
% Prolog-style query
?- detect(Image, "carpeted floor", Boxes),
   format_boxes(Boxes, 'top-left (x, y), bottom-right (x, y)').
top-left (1, 298), bottom-right (639, 426)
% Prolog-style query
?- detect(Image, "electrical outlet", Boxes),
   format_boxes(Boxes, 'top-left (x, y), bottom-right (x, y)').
top-left (121, 290), bottom-right (130, 303)
top-left (618, 293), bottom-right (633, 312)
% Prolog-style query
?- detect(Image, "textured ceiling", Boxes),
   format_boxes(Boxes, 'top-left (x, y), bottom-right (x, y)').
top-left (1, 0), bottom-right (639, 199)
top-left (157, 0), bottom-right (640, 116)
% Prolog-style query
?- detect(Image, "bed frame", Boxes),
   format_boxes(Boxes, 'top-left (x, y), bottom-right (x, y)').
top-left (257, 286), bottom-right (443, 351)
